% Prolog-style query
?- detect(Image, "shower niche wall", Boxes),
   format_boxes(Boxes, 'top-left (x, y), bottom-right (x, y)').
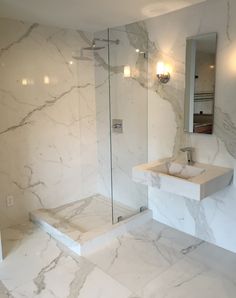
top-left (30, 23), bottom-right (149, 255)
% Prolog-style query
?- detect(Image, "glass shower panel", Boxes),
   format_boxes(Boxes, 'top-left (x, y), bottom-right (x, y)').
top-left (93, 29), bottom-right (113, 221)
top-left (108, 26), bottom-right (148, 223)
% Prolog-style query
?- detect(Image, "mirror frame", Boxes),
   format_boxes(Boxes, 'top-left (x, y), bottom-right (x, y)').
top-left (184, 32), bottom-right (217, 134)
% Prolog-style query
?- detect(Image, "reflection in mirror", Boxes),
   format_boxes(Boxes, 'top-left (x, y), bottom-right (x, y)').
top-left (184, 33), bottom-right (217, 134)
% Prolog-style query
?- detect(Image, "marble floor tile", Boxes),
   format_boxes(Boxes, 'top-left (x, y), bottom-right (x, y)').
top-left (87, 220), bottom-right (203, 293)
top-left (1, 219), bottom-right (236, 298)
top-left (140, 256), bottom-right (236, 298)
top-left (0, 280), bottom-right (12, 298)
top-left (0, 223), bottom-right (136, 298)
top-left (187, 241), bottom-right (236, 283)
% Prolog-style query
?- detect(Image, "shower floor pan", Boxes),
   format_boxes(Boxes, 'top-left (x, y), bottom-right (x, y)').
top-left (30, 194), bottom-right (152, 255)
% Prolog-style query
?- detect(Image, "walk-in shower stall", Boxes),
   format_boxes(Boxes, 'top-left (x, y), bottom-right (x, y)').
top-left (30, 24), bottom-right (149, 254)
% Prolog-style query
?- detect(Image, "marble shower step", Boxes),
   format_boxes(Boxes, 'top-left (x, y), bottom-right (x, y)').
top-left (30, 207), bottom-right (152, 256)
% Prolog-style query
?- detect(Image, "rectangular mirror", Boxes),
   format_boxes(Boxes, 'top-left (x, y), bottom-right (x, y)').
top-left (184, 32), bottom-right (217, 134)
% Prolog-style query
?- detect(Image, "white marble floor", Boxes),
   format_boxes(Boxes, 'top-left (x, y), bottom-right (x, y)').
top-left (87, 220), bottom-right (236, 298)
top-left (1, 220), bottom-right (236, 298)
top-left (0, 223), bottom-right (136, 298)
top-left (0, 280), bottom-right (10, 298)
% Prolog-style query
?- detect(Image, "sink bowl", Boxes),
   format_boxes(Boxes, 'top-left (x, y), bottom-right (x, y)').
top-left (132, 160), bottom-right (233, 201)
top-left (150, 162), bottom-right (205, 179)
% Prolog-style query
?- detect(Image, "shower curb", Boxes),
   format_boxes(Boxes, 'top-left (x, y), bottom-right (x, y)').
top-left (30, 209), bottom-right (152, 256)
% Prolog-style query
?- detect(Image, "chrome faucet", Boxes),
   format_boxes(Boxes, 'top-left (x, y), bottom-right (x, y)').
top-left (180, 147), bottom-right (194, 165)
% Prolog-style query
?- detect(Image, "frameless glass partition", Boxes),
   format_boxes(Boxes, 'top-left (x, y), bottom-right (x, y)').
top-left (94, 29), bottom-right (113, 206)
top-left (108, 26), bottom-right (148, 223)
top-left (94, 25), bottom-right (148, 225)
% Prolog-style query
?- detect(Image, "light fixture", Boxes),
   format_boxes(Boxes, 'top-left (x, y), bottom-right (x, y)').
top-left (21, 78), bottom-right (34, 86)
top-left (123, 65), bottom-right (131, 78)
top-left (21, 78), bottom-right (28, 86)
top-left (44, 76), bottom-right (50, 84)
top-left (135, 49), bottom-right (140, 53)
top-left (156, 61), bottom-right (171, 84)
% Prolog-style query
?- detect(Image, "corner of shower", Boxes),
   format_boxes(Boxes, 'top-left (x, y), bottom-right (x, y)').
top-left (94, 26), bottom-right (149, 225)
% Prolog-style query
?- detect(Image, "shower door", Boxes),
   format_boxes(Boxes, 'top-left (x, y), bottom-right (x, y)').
top-left (108, 26), bottom-right (148, 223)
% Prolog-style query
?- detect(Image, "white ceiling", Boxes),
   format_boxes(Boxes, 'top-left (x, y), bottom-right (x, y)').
top-left (0, 0), bottom-right (206, 32)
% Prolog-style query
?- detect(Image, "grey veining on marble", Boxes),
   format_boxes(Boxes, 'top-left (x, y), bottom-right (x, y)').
top-left (0, 23), bottom-right (39, 58)
top-left (1, 0), bottom-right (236, 264)
top-left (140, 233), bottom-right (236, 298)
top-left (1, 219), bottom-right (236, 298)
top-left (124, 20), bottom-right (186, 159)
top-left (0, 222), bottom-right (136, 298)
top-left (32, 194), bottom-right (136, 234)
top-left (30, 194), bottom-right (152, 256)
top-left (86, 218), bottom-right (236, 297)
top-left (87, 220), bottom-right (204, 293)
top-left (141, 0), bottom-right (236, 254)
top-left (88, 0), bottom-right (236, 255)
top-left (214, 107), bottom-right (236, 159)
top-left (140, 256), bottom-right (236, 298)
top-left (29, 0), bottom-right (236, 260)
top-left (0, 83), bottom-right (91, 136)
top-left (0, 17), bottom-right (98, 228)
top-left (0, 280), bottom-right (12, 298)
top-left (184, 199), bottom-right (216, 242)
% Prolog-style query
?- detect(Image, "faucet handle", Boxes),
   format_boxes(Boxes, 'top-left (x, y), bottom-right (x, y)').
top-left (180, 147), bottom-right (194, 152)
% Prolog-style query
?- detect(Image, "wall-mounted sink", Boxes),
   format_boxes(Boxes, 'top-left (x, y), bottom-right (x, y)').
top-left (133, 160), bottom-right (233, 201)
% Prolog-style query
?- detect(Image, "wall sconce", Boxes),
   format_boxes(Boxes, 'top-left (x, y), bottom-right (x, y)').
top-left (156, 61), bottom-right (171, 84)
top-left (21, 78), bottom-right (34, 86)
top-left (123, 65), bottom-right (131, 78)
top-left (44, 75), bottom-right (50, 84)
top-left (21, 78), bottom-right (28, 86)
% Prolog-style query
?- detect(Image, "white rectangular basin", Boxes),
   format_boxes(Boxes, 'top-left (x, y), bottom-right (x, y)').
top-left (133, 160), bottom-right (233, 201)
top-left (151, 162), bottom-right (205, 179)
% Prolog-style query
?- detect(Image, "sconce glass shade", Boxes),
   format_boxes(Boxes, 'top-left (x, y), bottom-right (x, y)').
top-left (124, 65), bottom-right (131, 78)
top-left (156, 61), bottom-right (171, 83)
top-left (44, 76), bottom-right (50, 84)
top-left (22, 78), bottom-right (28, 86)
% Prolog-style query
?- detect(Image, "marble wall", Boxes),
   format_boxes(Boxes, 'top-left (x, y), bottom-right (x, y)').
top-left (1, 0), bottom-right (236, 254)
top-left (0, 18), bottom-right (98, 228)
top-left (143, 0), bottom-right (236, 253)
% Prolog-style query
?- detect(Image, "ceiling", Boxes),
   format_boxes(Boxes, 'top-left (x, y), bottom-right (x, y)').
top-left (0, 0), bottom-right (206, 32)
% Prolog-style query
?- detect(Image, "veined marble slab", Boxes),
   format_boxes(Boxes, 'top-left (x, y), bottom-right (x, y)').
top-left (133, 159), bottom-right (233, 201)
top-left (140, 256), bottom-right (236, 298)
top-left (0, 223), bottom-right (137, 298)
top-left (87, 219), bottom-right (236, 297)
top-left (1, 220), bottom-right (236, 298)
top-left (0, 18), bottom-right (98, 229)
top-left (30, 194), bottom-right (152, 256)
top-left (87, 219), bottom-right (204, 293)
top-left (0, 281), bottom-right (11, 298)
